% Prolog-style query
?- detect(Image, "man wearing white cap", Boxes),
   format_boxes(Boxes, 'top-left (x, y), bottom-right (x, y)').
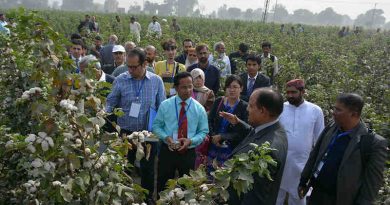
top-left (105, 45), bottom-right (126, 75)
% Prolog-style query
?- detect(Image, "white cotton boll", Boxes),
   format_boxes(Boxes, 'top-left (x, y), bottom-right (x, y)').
top-left (127, 134), bottom-right (133, 140)
top-left (180, 201), bottom-right (186, 205)
top-left (44, 162), bottom-right (52, 171)
top-left (38, 132), bottom-right (47, 138)
top-left (31, 158), bottom-right (43, 168)
top-left (75, 139), bottom-right (82, 145)
top-left (21, 93), bottom-right (30, 100)
top-left (59, 100), bottom-right (67, 107)
top-left (85, 148), bottom-right (91, 155)
top-left (46, 137), bottom-right (54, 148)
top-left (29, 186), bottom-right (37, 193)
top-left (94, 163), bottom-right (102, 169)
top-left (52, 181), bottom-right (62, 186)
top-left (5, 140), bottom-right (14, 148)
top-left (200, 184), bottom-right (208, 192)
top-left (189, 199), bottom-right (197, 204)
top-left (63, 133), bottom-right (74, 140)
top-left (25, 134), bottom-right (36, 143)
top-left (138, 133), bottom-right (145, 143)
top-left (83, 160), bottom-right (93, 168)
top-left (173, 188), bottom-right (184, 199)
top-left (41, 140), bottom-right (49, 152)
top-left (27, 144), bottom-right (36, 153)
top-left (97, 181), bottom-right (104, 187)
top-left (23, 182), bottom-right (32, 188)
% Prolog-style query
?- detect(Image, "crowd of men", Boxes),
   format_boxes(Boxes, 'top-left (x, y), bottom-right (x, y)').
top-left (65, 16), bottom-right (389, 205)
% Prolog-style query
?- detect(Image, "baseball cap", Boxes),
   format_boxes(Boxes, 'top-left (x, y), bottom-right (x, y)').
top-left (112, 45), bottom-right (125, 53)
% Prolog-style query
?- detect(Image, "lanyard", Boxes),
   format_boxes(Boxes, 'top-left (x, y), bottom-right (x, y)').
top-left (134, 78), bottom-right (145, 100)
top-left (219, 99), bottom-right (240, 133)
top-left (166, 61), bottom-right (177, 79)
top-left (175, 97), bottom-right (192, 127)
top-left (323, 130), bottom-right (351, 160)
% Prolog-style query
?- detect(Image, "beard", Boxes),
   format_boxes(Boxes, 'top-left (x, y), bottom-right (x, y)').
top-left (199, 57), bottom-right (208, 64)
top-left (287, 97), bottom-right (302, 106)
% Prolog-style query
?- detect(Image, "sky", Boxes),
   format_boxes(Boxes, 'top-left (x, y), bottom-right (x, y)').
top-left (52, 0), bottom-right (390, 21)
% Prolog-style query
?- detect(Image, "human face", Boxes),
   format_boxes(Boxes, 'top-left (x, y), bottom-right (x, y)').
top-left (193, 76), bottom-right (204, 88)
top-left (197, 47), bottom-right (209, 64)
top-left (262, 46), bottom-right (271, 55)
top-left (246, 59), bottom-right (260, 77)
top-left (226, 81), bottom-right (242, 100)
top-left (127, 55), bottom-right (145, 79)
top-left (247, 92), bottom-right (264, 127)
top-left (216, 44), bottom-right (225, 54)
top-left (71, 45), bottom-right (82, 58)
top-left (286, 86), bottom-right (304, 106)
top-left (114, 52), bottom-right (125, 65)
top-left (145, 49), bottom-right (156, 63)
top-left (164, 47), bottom-right (177, 61)
top-left (332, 101), bottom-right (355, 129)
top-left (95, 39), bottom-right (102, 47)
top-left (187, 50), bottom-right (197, 62)
top-left (175, 77), bottom-right (193, 100)
top-left (183, 41), bottom-right (193, 53)
top-left (152, 16), bottom-right (157, 22)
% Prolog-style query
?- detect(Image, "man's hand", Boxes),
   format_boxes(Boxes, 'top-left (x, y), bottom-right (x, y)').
top-left (177, 138), bottom-right (191, 152)
top-left (166, 137), bottom-right (175, 151)
top-left (219, 111), bottom-right (239, 125)
top-left (211, 135), bottom-right (222, 146)
top-left (298, 186), bottom-right (307, 199)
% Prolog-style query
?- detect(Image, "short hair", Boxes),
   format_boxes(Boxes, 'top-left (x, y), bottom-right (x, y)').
top-left (336, 93), bottom-right (364, 115)
top-left (224, 74), bottom-right (243, 90)
top-left (246, 54), bottom-right (261, 65)
top-left (254, 88), bottom-right (284, 117)
top-left (127, 48), bottom-right (146, 65)
top-left (213, 41), bottom-right (225, 50)
top-left (131, 16), bottom-right (135, 20)
top-left (195, 44), bottom-right (209, 53)
top-left (109, 34), bottom-right (118, 44)
top-left (70, 33), bottom-right (82, 40)
top-left (173, 72), bottom-right (192, 87)
top-left (71, 39), bottom-right (84, 47)
top-left (239, 43), bottom-right (249, 53)
top-left (182, 39), bottom-right (193, 46)
top-left (145, 45), bottom-right (156, 52)
top-left (94, 35), bottom-right (102, 41)
top-left (261, 41), bottom-right (272, 48)
top-left (161, 38), bottom-right (177, 50)
top-left (79, 55), bottom-right (101, 70)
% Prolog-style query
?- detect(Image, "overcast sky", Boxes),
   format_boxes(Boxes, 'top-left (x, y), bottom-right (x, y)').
top-left (53, 0), bottom-right (390, 20)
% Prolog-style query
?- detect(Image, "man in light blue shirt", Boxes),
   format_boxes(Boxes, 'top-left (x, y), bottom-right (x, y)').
top-left (0, 14), bottom-right (10, 35)
top-left (153, 72), bottom-right (209, 193)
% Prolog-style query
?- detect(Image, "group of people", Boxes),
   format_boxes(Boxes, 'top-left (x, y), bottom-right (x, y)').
top-left (66, 20), bottom-right (388, 205)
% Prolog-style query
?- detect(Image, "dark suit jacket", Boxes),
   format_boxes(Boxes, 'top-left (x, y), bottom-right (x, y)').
top-left (208, 97), bottom-right (248, 148)
top-left (105, 73), bottom-right (115, 84)
top-left (300, 121), bottom-right (388, 205)
top-left (239, 72), bottom-right (271, 102)
top-left (174, 53), bottom-right (186, 65)
top-left (100, 44), bottom-right (115, 74)
top-left (228, 121), bottom-right (288, 205)
top-left (187, 63), bottom-right (220, 95)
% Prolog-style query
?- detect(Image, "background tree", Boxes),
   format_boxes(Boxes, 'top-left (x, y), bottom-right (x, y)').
top-left (104, 0), bottom-right (119, 13)
top-left (272, 5), bottom-right (289, 23)
top-left (354, 9), bottom-right (386, 28)
top-left (290, 9), bottom-right (315, 24)
top-left (61, 0), bottom-right (93, 11)
top-left (316, 7), bottom-right (344, 26)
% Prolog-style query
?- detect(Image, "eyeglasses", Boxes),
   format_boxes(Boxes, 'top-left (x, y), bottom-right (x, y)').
top-left (226, 86), bottom-right (241, 90)
top-left (128, 64), bottom-right (141, 69)
top-left (189, 54), bottom-right (197, 57)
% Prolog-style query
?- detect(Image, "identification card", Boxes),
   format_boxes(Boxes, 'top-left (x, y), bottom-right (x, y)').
top-left (129, 102), bottom-right (141, 117)
top-left (169, 88), bottom-right (176, 96)
top-left (161, 71), bottom-right (172, 78)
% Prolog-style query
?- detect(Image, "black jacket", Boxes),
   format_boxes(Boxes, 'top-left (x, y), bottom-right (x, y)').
top-left (239, 72), bottom-right (271, 102)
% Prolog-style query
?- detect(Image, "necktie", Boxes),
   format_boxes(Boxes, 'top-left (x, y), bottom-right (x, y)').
top-left (247, 78), bottom-right (255, 97)
top-left (178, 101), bottom-right (188, 153)
top-left (75, 58), bottom-right (80, 73)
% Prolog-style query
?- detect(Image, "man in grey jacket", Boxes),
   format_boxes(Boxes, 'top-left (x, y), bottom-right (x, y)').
top-left (221, 88), bottom-right (288, 205)
top-left (299, 93), bottom-right (388, 205)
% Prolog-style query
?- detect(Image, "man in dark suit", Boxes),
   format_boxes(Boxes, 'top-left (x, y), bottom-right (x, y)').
top-left (221, 88), bottom-right (288, 205)
top-left (298, 93), bottom-right (388, 205)
top-left (229, 43), bottom-right (249, 75)
top-left (240, 54), bottom-right (271, 102)
top-left (100, 34), bottom-right (118, 75)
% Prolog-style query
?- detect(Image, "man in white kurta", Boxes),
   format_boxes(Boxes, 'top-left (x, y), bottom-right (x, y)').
top-left (147, 16), bottom-right (162, 38)
top-left (129, 16), bottom-right (141, 43)
top-left (276, 79), bottom-right (324, 205)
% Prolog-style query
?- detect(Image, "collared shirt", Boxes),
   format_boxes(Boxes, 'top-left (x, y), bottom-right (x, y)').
top-left (130, 22), bottom-right (141, 34)
top-left (254, 119), bottom-right (279, 134)
top-left (152, 96), bottom-right (209, 148)
top-left (247, 72), bottom-right (259, 89)
top-left (260, 53), bottom-right (279, 77)
top-left (148, 22), bottom-right (162, 36)
top-left (209, 54), bottom-right (231, 77)
top-left (106, 71), bottom-right (166, 131)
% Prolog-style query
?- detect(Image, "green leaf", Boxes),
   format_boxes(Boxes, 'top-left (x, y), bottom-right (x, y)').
top-left (60, 187), bottom-right (73, 202)
top-left (68, 154), bottom-right (81, 170)
top-left (113, 108), bottom-right (125, 117)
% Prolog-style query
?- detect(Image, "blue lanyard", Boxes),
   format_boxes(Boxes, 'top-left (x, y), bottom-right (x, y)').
top-left (134, 78), bottom-right (145, 99)
top-left (323, 130), bottom-right (351, 159)
top-left (219, 100), bottom-right (240, 133)
top-left (175, 97), bottom-right (192, 127)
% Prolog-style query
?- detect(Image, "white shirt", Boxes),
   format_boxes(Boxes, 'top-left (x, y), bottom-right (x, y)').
top-left (99, 71), bottom-right (106, 82)
top-left (261, 53), bottom-right (279, 77)
top-left (148, 21), bottom-right (162, 37)
top-left (279, 100), bottom-right (324, 199)
top-left (247, 72), bottom-right (258, 89)
top-left (209, 53), bottom-right (231, 77)
top-left (130, 22), bottom-right (141, 35)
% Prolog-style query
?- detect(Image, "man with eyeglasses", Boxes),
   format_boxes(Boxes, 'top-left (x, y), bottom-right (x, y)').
top-left (106, 48), bottom-right (165, 205)
top-left (155, 39), bottom-right (186, 97)
top-left (187, 44), bottom-right (221, 95)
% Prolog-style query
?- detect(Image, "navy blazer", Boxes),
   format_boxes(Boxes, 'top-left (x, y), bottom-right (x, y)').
top-left (239, 72), bottom-right (271, 102)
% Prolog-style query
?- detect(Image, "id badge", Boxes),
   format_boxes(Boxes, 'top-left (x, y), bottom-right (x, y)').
top-left (169, 88), bottom-right (176, 96)
top-left (129, 102), bottom-right (141, 117)
top-left (313, 161), bottom-right (324, 178)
